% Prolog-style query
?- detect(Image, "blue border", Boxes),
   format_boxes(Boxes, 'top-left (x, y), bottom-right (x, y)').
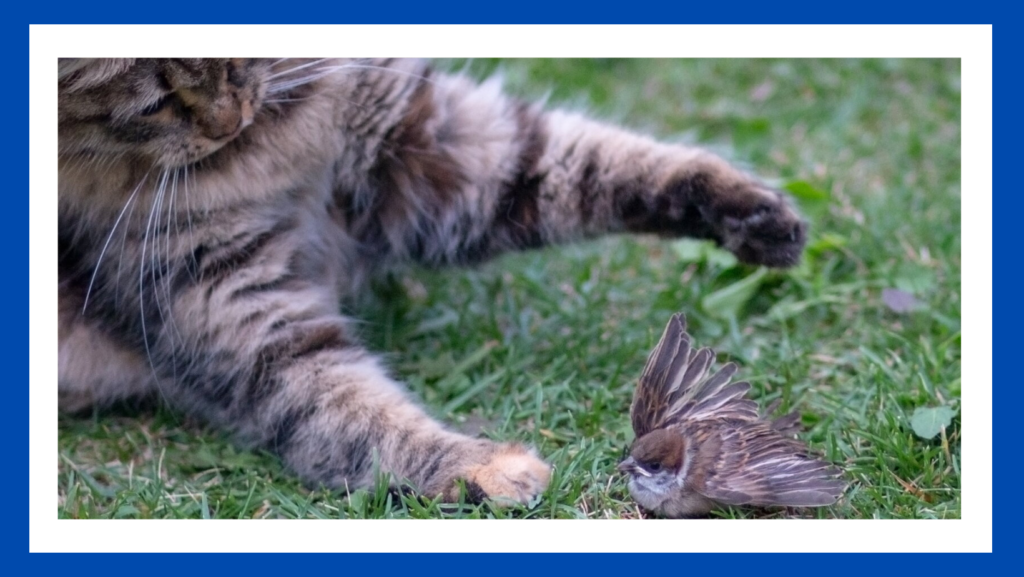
top-left (20, 0), bottom-right (1000, 569)
top-left (6, 2), bottom-right (1005, 24)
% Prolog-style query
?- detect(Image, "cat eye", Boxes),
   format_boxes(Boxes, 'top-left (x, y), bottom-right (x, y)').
top-left (139, 94), bottom-right (174, 117)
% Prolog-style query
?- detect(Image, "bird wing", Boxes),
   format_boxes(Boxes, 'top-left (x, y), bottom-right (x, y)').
top-left (687, 420), bottom-right (846, 507)
top-left (762, 399), bottom-right (803, 437)
top-left (630, 313), bottom-right (759, 437)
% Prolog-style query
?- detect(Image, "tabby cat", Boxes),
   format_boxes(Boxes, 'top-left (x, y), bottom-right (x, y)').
top-left (58, 59), bottom-right (806, 505)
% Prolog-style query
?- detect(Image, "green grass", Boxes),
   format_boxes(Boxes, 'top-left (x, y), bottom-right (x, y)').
top-left (58, 58), bottom-right (961, 520)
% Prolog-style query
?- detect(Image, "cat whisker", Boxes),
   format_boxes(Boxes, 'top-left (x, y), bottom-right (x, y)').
top-left (267, 76), bottom-right (349, 98)
top-left (165, 169), bottom-right (181, 314)
top-left (156, 172), bottom-right (183, 352)
top-left (114, 172), bottom-right (146, 304)
top-left (82, 171), bottom-right (149, 313)
top-left (131, 168), bottom-right (177, 412)
top-left (163, 167), bottom-right (185, 380)
top-left (315, 63), bottom-right (437, 85)
top-left (265, 60), bottom-right (436, 98)
top-left (150, 172), bottom-right (171, 327)
top-left (266, 75), bottom-right (332, 95)
top-left (265, 58), bottom-right (333, 81)
top-left (139, 169), bottom-right (169, 377)
top-left (265, 59), bottom-right (360, 94)
top-left (183, 163), bottom-right (197, 282)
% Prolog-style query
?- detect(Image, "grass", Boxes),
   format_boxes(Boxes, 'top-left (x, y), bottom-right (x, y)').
top-left (58, 58), bottom-right (961, 520)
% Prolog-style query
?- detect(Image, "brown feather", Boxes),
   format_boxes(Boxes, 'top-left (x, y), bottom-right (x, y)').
top-left (685, 420), bottom-right (846, 507)
top-left (624, 313), bottom-right (846, 516)
top-left (630, 313), bottom-right (690, 437)
top-left (630, 314), bottom-right (760, 437)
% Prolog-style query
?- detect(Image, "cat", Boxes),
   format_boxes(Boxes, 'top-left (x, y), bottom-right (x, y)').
top-left (58, 58), bottom-right (806, 505)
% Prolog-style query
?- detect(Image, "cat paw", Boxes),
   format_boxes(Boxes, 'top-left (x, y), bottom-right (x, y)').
top-left (714, 186), bottom-right (807, 267)
top-left (671, 174), bottom-right (806, 268)
top-left (462, 443), bottom-right (551, 506)
top-left (655, 166), bottom-right (808, 267)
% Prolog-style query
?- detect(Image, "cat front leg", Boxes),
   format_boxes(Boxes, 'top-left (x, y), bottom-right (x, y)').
top-left (357, 69), bottom-right (806, 268)
top-left (532, 110), bottom-right (808, 267)
top-left (61, 193), bottom-right (551, 504)
top-left (158, 297), bottom-right (552, 502)
top-left (132, 219), bottom-right (551, 504)
top-left (246, 345), bottom-right (551, 503)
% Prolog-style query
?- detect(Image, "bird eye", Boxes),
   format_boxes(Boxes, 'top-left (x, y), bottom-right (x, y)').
top-left (649, 463), bottom-right (661, 472)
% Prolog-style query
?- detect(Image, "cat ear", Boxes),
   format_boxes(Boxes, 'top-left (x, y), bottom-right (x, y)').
top-left (58, 58), bottom-right (135, 90)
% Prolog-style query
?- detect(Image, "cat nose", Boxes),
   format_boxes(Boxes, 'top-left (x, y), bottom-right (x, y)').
top-left (199, 91), bottom-right (256, 141)
top-left (199, 107), bottom-right (242, 141)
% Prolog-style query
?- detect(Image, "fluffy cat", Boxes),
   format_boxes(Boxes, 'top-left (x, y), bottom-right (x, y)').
top-left (58, 58), bottom-right (806, 504)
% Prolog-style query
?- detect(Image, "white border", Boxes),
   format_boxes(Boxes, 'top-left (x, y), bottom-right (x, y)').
top-left (31, 24), bottom-right (989, 553)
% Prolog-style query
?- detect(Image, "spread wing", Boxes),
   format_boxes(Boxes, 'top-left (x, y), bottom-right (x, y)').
top-left (762, 399), bottom-right (803, 437)
top-left (629, 313), bottom-right (759, 437)
top-left (687, 420), bottom-right (847, 507)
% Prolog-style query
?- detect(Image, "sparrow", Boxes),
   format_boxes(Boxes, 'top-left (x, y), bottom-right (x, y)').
top-left (618, 313), bottom-right (846, 518)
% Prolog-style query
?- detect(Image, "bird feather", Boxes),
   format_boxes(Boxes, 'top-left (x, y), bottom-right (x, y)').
top-left (688, 421), bottom-right (846, 507)
top-left (630, 314), bottom-right (759, 436)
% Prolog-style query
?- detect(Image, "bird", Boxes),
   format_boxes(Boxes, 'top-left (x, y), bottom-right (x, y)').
top-left (618, 313), bottom-right (846, 518)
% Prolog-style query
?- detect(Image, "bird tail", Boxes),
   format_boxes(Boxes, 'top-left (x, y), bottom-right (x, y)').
top-left (765, 459), bottom-right (847, 507)
top-left (750, 426), bottom-right (847, 507)
top-left (705, 423), bottom-right (848, 508)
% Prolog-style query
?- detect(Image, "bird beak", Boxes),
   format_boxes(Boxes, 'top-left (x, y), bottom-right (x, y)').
top-left (618, 457), bottom-right (649, 477)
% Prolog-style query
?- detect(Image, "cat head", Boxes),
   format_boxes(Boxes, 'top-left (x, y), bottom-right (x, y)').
top-left (58, 58), bottom-right (275, 169)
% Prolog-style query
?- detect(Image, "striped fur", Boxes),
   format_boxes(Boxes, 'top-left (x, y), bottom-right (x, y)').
top-left (58, 59), bottom-right (806, 504)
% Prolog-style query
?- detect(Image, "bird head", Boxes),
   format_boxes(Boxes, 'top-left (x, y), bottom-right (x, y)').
top-left (618, 429), bottom-right (687, 509)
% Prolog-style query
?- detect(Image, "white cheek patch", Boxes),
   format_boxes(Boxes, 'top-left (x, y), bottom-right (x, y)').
top-left (628, 473), bottom-right (680, 510)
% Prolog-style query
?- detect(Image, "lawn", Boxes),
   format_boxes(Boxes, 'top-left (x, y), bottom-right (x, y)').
top-left (58, 58), bottom-right (961, 519)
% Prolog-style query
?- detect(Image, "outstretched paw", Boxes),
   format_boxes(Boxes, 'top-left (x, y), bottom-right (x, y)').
top-left (463, 443), bottom-right (551, 506)
top-left (713, 186), bottom-right (807, 267)
top-left (657, 165), bottom-right (808, 267)
top-left (678, 173), bottom-right (806, 268)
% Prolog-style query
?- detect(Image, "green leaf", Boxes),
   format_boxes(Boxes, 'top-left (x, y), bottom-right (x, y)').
top-left (766, 294), bottom-right (847, 322)
top-left (705, 246), bottom-right (739, 269)
top-left (670, 239), bottom-right (738, 269)
top-left (783, 180), bottom-right (830, 202)
top-left (701, 268), bottom-right (768, 320)
top-left (806, 233), bottom-right (848, 256)
top-left (910, 406), bottom-right (957, 440)
top-left (671, 239), bottom-right (705, 262)
top-left (732, 117), bottom-right (771, 147)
